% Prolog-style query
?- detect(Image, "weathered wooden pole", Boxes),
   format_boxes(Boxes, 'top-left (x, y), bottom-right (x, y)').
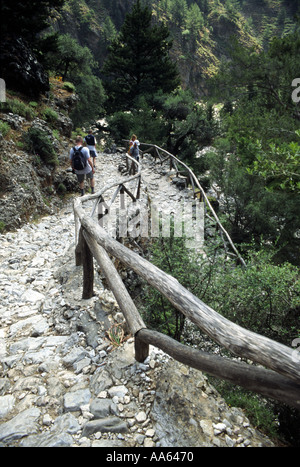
top-left (73, 202), bottom-right (300, 385)
top-left (135, 329), bottom-right (300, 409)
top-left (81, 228), bottom-right (94, 299)
top-left (82, 230), bottom-right (149, 361)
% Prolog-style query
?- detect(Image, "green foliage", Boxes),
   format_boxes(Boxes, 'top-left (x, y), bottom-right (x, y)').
top-left (51, 33), bottom-right (97, 81)
top-left (248, 137), bottom-right (300, 193)
top-left (52, 129), bottom-right (60, 140)
top-left (106, 88), bottom-right (216, 159)
top-left (142, 229), bottom-right (299, 347)
top-left (102, 0), bottom-right (180, 114)
top-left (204, 249), bottom-right (300, 346)
top-left (162, 91), bottom-right (217, 157)
top-left (43, 33), bottom-right (105, 126)
top-left (142, 231), bottom-right (196, 341)
top-left (0, 121), bottom-right (10, 137)
top-left (141, 216), bottom-right (229, 341)
top-left (208, 379), bottom-right (279, 439)
top-left (56, 182), bottom-right (67, 195)
top-left (106, 111), bottom-right (134, 144)
top-left (210, 31), bottom-right (300, 130)
top-left (29, 101), bottom-right (39, 108)
top-left (101, 16), bottom-right (117, 44)
top-left (70, 74), bottom-right (105, 127)
top-left (0, 98), bottom-right (36, 120)
top-left (205, 138), bottom-right (300, 248)
top-left (23, 127), bottom-right (58, 166)
top-left (63, 82), bottom-right (76, 93)
top-left (42, 107), bottom-right (59, 123)
top-left (170, 0), bottom-right (188, 26)
top-left (186, 3), bottom-right (204, 41)
top-left (206, 29), bottom-right (300, 254)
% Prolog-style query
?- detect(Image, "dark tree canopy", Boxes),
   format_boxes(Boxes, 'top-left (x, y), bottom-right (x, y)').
top-left (101, 0), bottom-right (180, 113)
top-left (0, 0), bottom-right (64, 41)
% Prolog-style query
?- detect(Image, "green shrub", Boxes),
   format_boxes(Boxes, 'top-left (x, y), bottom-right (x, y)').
top-left (141, 222), bottom-right (207, 341)
top-left (205, 249), bottom-right (300, 346)
top-left (52, 129), bottom-right (60, 140)
top-left (29, 101), bottom-right (39, 109)
top-left (141, 235), bottom-right (299, 444)
top-left (142, 231), bottom-right (300, 347)
top-left (56, 182), bottom-right (66, 195)
top-left (106, 111), bottom-right (134, 145)
top-left (23, 127), bottom-right (58, 166)
top-left (0, 120), bottom-right (10, 137)
top-left (42, 107), bottom-right (58, 123)
top-left (63, 81), bottom-right (76, 93)
top-left (0, 98), bottom-right (36, 120)
top-left (207, 378), bottom-right (279, 440)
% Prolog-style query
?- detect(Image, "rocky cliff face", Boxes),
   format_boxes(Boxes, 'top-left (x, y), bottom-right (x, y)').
top-left (0, 79), bottom-right (79, 233)
top-left (0, 36), bottom-right (50, 99)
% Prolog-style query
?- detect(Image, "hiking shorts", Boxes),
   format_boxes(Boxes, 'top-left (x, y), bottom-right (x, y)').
top-left (76, 171), bottom-right (94, 183)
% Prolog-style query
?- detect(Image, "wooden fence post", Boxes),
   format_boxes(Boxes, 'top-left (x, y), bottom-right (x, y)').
top-left (82, 231), bottom-right (149, 361)
top-left (75, 227), bottom-right (83, 266)
top-left (135, 333), bottom-right (150, 363)
top-left (81, 228), bottom-right (94, 299)
top-left (136, 176), bottom-right (141, 200)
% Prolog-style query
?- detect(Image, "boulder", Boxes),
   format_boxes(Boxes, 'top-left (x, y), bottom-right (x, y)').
top-left (0, 36), bottom-right (49, 98)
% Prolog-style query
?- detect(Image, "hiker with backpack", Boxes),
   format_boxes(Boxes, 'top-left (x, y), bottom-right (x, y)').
top-left (84, 129), bottom-right (98, 168)
top-left (70, 136), bottom-right (95, 196)
top-left (128, 134), bottom-right (140, 161)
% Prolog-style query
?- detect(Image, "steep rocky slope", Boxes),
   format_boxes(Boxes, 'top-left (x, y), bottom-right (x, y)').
top-left (0, 78), bottom-right (79, 233)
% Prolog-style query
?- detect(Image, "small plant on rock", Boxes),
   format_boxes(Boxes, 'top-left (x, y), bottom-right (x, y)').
top-left (106, 323), bottom-right (126, 349)
top-left (23, 127), bottom-right (58, 166)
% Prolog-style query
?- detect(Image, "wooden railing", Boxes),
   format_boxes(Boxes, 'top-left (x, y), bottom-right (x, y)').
top-left (73, 144), bottom-right (300, 410)
top-left (126, 141), bottom-right (246, 267)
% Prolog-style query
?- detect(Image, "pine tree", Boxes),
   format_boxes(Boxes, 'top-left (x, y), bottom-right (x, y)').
top-left (101, 0), bottom-right (180, 113)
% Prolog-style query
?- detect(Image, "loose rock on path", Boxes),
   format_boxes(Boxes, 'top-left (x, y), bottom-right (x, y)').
top-left (0, 152), bottom-right (274, 448)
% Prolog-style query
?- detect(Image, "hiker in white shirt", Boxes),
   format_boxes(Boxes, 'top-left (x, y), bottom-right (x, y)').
top-left (70, 136), bottom-right (95, 196)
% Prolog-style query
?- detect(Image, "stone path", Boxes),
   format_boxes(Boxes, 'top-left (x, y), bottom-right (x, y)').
top-left (0, 152), bottom-right (274, 447)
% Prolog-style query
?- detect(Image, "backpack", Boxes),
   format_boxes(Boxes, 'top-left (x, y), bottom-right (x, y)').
top-left (72, 146), bottom-right (87, 170)
top-left (85, 134), bottom-right (95, 146)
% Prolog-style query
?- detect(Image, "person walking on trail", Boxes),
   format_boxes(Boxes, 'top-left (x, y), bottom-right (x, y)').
top-left (128, 134), bottom-right (140, 161)
top-left (70, 136), bottom-right (95, 196)
top-left (84, 129), bottom-right (98, 168)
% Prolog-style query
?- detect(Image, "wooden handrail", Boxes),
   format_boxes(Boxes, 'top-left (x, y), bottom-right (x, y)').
top-left (139, 143), bottom-right (246, 267)
top-left (72, 145), bottom-right (300, 409)
top-left (135, 329), bottom-right (300, 409)
top-left (74, 203), bottom-right (299, 382)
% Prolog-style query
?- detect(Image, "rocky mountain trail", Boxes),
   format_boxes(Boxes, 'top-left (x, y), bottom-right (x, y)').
top-left (0, 152), bottom-right (275, 448)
